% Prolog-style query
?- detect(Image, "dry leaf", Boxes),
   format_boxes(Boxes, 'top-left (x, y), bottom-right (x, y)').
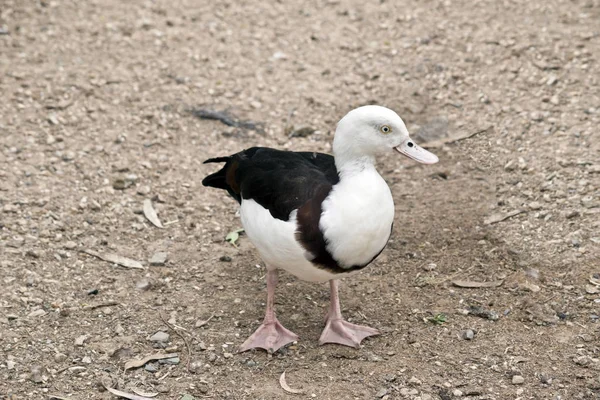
top-left (279, 371), bottom-right (304, 395)
top-left (104, 386), bottom-right (155, 400)
top-left (143, 199), bottom-right (163, 228)
top-left (589, 276), bottom-right (600, 287)
top-left (131, 389), bottom-right (158, 398)
top-left (585, 285), bottom-right (599, 294)
top-left (484, 210), bottom-right (525, 225)
top-left (82, 249), bottom-right (144, 270)
top-left (452, 280), bottom-right (504, 288)
top-left (124, 353), bottom-right (179, 371)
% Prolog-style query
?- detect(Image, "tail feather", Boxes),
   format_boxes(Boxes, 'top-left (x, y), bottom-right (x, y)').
top-left (202, 155), bottom-right (241, 203)
top-left (203, 156), bottom-right (230, 164)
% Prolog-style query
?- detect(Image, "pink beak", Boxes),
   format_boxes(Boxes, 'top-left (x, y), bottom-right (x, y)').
top-left (394, 138), bottom-right (439, 164)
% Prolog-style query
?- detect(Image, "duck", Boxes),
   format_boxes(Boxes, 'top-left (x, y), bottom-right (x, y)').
top-left (202, 105), bottom-right (438, 353)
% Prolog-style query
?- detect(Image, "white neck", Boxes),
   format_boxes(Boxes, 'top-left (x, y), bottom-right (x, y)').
top-left (334, 154), bottom-right (376, 179)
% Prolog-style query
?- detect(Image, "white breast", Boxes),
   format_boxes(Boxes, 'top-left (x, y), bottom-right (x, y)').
top-left (319, 166), bottom-right (394, 268)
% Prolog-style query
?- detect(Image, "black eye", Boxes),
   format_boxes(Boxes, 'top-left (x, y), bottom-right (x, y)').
top-left (407, 141), bottom-right (414, 148)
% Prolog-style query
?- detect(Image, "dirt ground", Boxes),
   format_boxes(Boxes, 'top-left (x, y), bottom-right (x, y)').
top-left (1, 0), bottom-right (599, 399)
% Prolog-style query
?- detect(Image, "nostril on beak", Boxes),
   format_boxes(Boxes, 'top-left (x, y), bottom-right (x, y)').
top-left (407, 142), bottom-right (414, 148)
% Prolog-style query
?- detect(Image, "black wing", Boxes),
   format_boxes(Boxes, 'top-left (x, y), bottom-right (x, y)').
top-left (202, 147), bottom-right (339, 221)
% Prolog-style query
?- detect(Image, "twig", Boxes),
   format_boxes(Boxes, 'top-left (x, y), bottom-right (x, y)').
top-left (159, 313), bottom-right (192, 373)
top-left (484, 209), bottom-right (526, 225)
top-left (83, 301), bottom-right (119, 310)
top-left (421, 125), bottom-right (493, 149)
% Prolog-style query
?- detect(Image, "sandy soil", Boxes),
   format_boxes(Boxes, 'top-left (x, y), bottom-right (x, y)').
top-left (1, 0), bottom-right (599, 399)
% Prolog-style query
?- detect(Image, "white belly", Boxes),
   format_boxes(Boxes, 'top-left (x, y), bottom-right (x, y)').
top-left (320, 167), bottom-right (394, 268)
top-left (240, 199), bottom-right (349, 282)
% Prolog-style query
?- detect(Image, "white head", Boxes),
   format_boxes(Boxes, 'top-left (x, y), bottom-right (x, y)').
top-left (333, 105), bottom-right (438, 170)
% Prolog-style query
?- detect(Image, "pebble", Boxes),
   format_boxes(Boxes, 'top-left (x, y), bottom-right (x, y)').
top-left (512, 375), bottom-right (525, 385)
top-left (223, 352), bottom-right (233, 359)
top-left (64, 241), bottom-right (77, 250)
top-left (529, 201), bottom-right (542, 210)
top-left (197, 341), bottom-right (207, 350)
top-left (54, 353), bottom-right (67, 363)
top-left (150, 331), bottom-right (170, 342)
top-left (565, 210), bottom-right (580, 219)
top-left (409, 376), bottom-right (422, 385)
top-left (375, 388), bottom-right (388, 398)
top-left (149, 251), bottom-right (168, 266)
top-left (26, 249), bottom-right (41, 258)
top-left (156, 385), bottom-right (170, 393)
top-left (245, 360), bottom-right (257, 367)
top-left (158, 357), bottom-right (180, 365)
top-left (452, 389), bottom-right (463, 397)
top-left (136, 278), bottom-right (152, 291)
top-left (74, 335), bottom-right (88, 346)
top-left (30, 365), bottom-right (43, 383)
top-left (145, 363), bottom-right (159, 372)
top-left (462, 329), bottom-right (475, 340)
top-left (82, 356), bottom-right (92, 364)
top-left (7, 360), bottom-right (16, 370)
top-left (28, 309), bottom-right (47, 318)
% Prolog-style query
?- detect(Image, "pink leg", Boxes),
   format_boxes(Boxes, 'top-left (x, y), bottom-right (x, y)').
top-left (319, 280), bottom-right (380, 348)
top-left (238, 269), bottom-right (298, 353)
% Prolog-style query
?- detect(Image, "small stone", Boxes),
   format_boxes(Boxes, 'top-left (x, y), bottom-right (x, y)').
top-left (82, 356), bottom-right (92, 364)
top-left (145, 363), bottom-right (159, 372)
top-left (150, 331), bottom-right (170, 342)
top-left (180, 395), bottom-right (196, 400)
top-left (197, 341), bottom-right (207, 351)
top-left (207, 353), bottom-right (217, 363)
top-left (223, 352), bottom-right (233, 359)
top-left (64, 241), bottom-right (77, 250)
top-left (28, 309), bottom-right (47, 318)
top-left (375, 388), bottom-right (388, 398)
top-left (7, 360), bottom-right (16, 370)
top-left (452, 389), bottom-right (463, 396)
top-left (574, 355), bottom-right (592, 366)
top-left (512, 375), bottom-right (525, 385)
top-left (540, 373), bottom-right (552, 384)
top-left (149, 252), bottom-right (168, 266)
top-left (462, 329), bottom-right (475, 340)
top-left (137, 186), bottom-right (151, 195)
top-left (75, 335), bottom-right (88, 346)
top-left (423, 263), bottom-right (436, 271)
top-left (550, 95), bottom-right (560, 105)
top-left (245, 360), bottom-right (257, 367)
top-left (399, 388), bottom-right (410, 396)
top-left (422, 394), bottom-right (433, 400)
top-left (26, 249), bottom-right (41, 258)
top-left (565, 210), bottom-right (580, 219)
top-left (136, 278), bottom-right (152, 291)
top-left (62, 151), bottom-right (75, 162)
top-left (158, 357), bottom-right (180, 365)
top-left (529, 201), bottom-right (542, 210)
top-left (30, 365), bottom-right (44, 383)
top-left (48, 114), bottom-right (59, 125)
top-left (409, 376), bottom-right (422, 385)
top-left (156, 385), bottom-right (170, 393)
top-left (54, 353), bottom-right (67, 363)
top-left (504, 160), bottom-right (516, 171)
top-left (546, 75), bottom-right (558, 86)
